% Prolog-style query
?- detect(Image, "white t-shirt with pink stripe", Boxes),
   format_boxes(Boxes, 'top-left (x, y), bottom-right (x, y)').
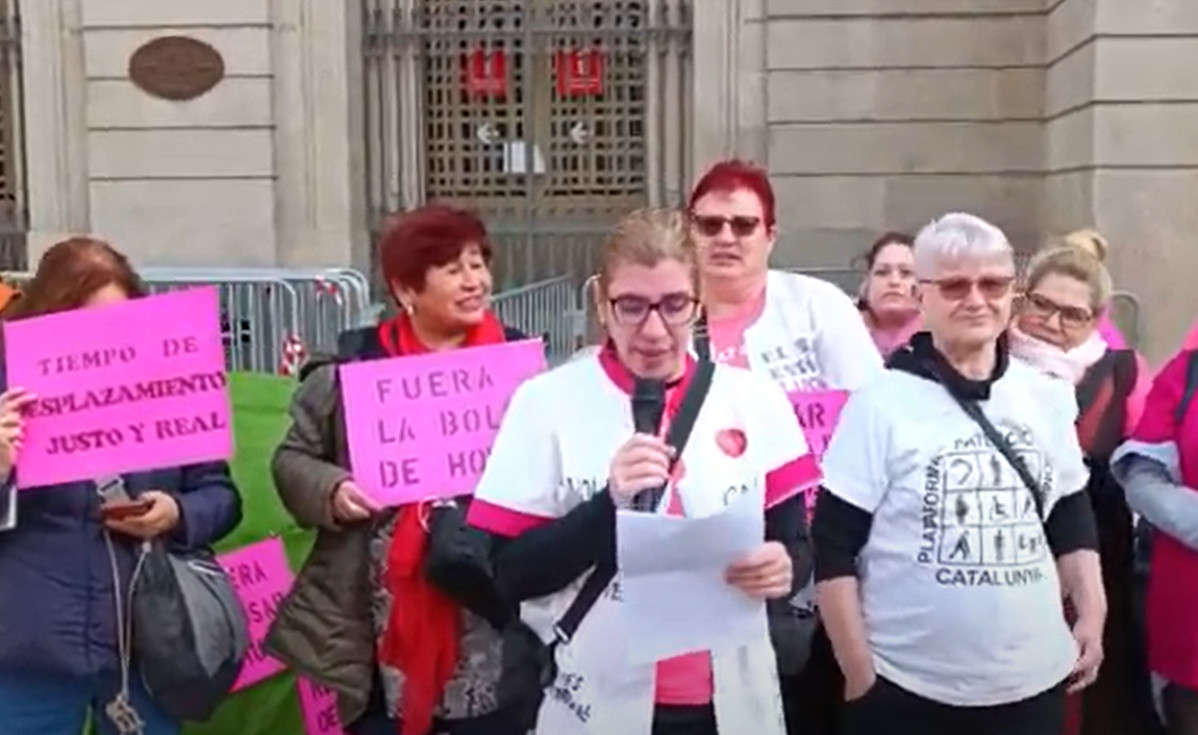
top-left (469, 349), bottom-right (816, 735)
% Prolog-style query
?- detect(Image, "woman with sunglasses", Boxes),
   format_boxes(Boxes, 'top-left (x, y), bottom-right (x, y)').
top-left (687, 159), bottom-right (884, 735)
top-left (812, 213), bottom-right (1105, 735)
top-left (857, 232), bottom-right (922, 360)
top-left (687, 159), bottom-right (882, 389)
top-left (1009, 243), bottom-right (1156, 735)
top-left (468, 208), bottom-right (818, 735)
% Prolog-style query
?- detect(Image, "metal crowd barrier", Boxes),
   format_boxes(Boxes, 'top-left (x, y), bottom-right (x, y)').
top-left (490, 275), bottom-right (578, 363)
top-left (1, 266), bottom-right (379, 375)
top-left (140, 267), bottom-right (379, 369)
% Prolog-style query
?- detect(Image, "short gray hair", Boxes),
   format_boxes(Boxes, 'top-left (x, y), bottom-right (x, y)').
top-left (912, 212), bottom-right (1014, 278)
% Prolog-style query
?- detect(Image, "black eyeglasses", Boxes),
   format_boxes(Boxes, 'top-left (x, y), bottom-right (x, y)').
top-left (691, 214), bottom-right (761, 238)
top-left (1023, 292), bottom-right (1094, 329)
top-left (608, 293), bottom-right (699, 327)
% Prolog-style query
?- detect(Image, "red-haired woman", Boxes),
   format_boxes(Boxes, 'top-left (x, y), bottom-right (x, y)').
top-left (856, 232), bottom-right (921, 360)
top-left (687, 159), bottom-right (882, 387)
top-left (0, 238), bottom-right (242, 735)
top-left (687, 160), bottom-right (884, 734)
top-left (267, 204), bottom-right (529, 735)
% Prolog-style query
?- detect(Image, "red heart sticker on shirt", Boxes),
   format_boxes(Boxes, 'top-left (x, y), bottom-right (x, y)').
top-left (715, 428), bottom-right (747, 458)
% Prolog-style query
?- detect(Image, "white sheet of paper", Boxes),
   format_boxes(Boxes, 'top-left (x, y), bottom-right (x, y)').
top-left (615, 490), bottom-right (765, 665)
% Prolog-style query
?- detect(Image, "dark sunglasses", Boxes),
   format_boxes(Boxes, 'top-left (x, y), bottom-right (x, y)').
top-left (920, 275), bottom-right (1015, 301)
top-left (608, 293), bottom-right (699, 327)
top-left (691, 214), bottom-right (761, 238)
top-left (1023, 292), bottom-right (1094, 328)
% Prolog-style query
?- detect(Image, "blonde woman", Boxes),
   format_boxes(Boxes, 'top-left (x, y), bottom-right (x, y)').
top-left (1049, 230), bottom-right (1129, 350)
top-left (469, 208), bottom-right (817, 735)
top-left (1010, 242), bottom-right (1155, 735)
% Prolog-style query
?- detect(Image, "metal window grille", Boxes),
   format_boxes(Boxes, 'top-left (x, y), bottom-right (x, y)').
top-left (362, 0), bottom-right (691, 291)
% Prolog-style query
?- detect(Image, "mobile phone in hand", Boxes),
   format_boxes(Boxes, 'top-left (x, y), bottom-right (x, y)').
top-left (100, 498), bottom-right (153, 520)
top-left (95, 475), bottom-right (150, 520)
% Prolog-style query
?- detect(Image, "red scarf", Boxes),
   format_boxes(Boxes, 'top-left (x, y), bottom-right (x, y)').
top-left (375, 310), bottom-right (507, 735)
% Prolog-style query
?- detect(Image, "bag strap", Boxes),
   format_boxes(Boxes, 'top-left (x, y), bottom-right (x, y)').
top-left (1075, 351), bottom-right (1117, 420)
top-left (950, 397), bottom-right (1045, 521)
top-left (692, 309), bottom-right (711, 362)
top-left (551, 358), bottom-right (716, 645)
top-left (1175, 350), bottom-right (1198, 426)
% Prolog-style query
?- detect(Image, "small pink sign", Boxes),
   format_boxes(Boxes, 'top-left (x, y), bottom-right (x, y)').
top-left (340, 339), bottom-right (545, 506)
top-left (298, 678), bottom-right (347, 735)
top-left (789, 389), bottom-right (849, 459)
top-left (3, 288), bottom-right (232, 489)
top-left (790, 389), bottom-right (849, 515)
top-left (218, 537), bottom-right (294, 691)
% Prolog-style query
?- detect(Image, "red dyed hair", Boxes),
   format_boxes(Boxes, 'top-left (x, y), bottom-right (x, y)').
top-left (378, 203), bottom-right (493, 292)
top-left (687, 159), bottom-right (777, 227)
top-left (5, 237), bottom-right (145, 320)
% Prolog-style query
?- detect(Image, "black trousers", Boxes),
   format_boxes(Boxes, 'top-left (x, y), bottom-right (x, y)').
top-left (785, 626), bottom-right (843, 735)
top-left (652, 704), bottom-right (718, 735)
top-left (842, 677), bottom-right (1066, 735)
top-left (1164, 682), bottom-right (1198, 735)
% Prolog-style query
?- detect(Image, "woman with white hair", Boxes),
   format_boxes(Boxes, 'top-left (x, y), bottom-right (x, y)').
top-left (811, 213), bottom-right (1106, 735)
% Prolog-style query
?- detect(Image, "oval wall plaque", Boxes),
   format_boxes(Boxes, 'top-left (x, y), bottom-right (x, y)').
top-left (128, 36), bottom-right (225, 102)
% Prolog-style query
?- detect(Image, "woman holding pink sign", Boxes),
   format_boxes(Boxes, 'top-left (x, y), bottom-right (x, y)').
top-left (267, 204), bottom-right (531, 735)
top-left (0, 237), bottom-right (242, 735)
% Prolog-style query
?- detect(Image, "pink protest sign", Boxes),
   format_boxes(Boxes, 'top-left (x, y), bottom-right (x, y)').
top-left (2, 287), bottom-right (231, 489)
top-left (790, 389), bottom-right (849, 515)
top-left (218, 537), bottom-right (295, 691)
top-left (340, 339), bottom-right (546, 506)
top-left (298, 678), bottom-right (347, 735)
top-left (789, 389), bottom-right (849, 460)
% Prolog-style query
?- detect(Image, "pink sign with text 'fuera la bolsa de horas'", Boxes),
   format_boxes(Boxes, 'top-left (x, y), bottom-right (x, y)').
top-left (339, 338), bottom-right (546, 506)
top-left (2, 287), bottom-right (232, 488)
top-left (297, 678), bottom-right (347, 735)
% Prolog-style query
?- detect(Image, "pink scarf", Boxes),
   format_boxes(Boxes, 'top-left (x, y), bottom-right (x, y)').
top-left (862, 308), bottom-right (922, 360)
top-left (1007, 323), bottom-right (1107, 385)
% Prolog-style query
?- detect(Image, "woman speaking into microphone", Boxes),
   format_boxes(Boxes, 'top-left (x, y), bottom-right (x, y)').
top-left (467, 208), bottom-right (819, 735)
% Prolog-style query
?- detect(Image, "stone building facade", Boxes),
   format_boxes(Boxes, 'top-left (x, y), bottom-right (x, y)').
top-left (17, 0), bottom-right (1198, 358)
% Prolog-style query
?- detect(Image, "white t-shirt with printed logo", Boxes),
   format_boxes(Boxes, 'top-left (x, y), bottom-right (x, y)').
top-left (820, 358), bottom-right (1089, 707)
top-left (468, 350), bottom-right (819, 735)
top-left (732, 270), bottom-right (883, 392)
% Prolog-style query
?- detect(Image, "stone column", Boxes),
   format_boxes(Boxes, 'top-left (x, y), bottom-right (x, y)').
top-left (21, 0), bottom-right (90, 255)
top-left (1046, 0), bottom-right (1198, 359)
top-left (271, 0), bottom-right (369, 272)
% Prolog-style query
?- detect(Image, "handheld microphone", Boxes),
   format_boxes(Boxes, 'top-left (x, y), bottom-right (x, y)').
top-left (630, 377), bottom-right (667, 512)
